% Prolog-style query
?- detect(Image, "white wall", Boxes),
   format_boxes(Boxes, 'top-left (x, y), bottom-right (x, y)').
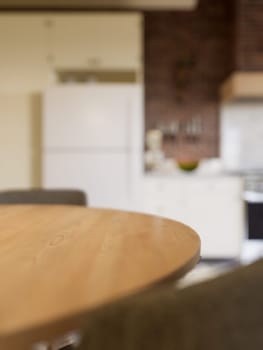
top-left (220, 102), bottom-right (263, 172)
top-left (0, 94), bottom-right (41, 189)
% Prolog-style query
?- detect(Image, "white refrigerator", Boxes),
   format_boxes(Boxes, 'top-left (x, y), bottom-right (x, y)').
top-left (43, 84), bottom-right (143, 210)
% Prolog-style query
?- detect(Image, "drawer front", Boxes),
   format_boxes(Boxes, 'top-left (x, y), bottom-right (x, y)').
top-left (143, 178), bottom-right (183, 199)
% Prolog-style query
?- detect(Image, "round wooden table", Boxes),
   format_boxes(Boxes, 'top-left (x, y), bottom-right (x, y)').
top-left (0, 205), bottom-right (200, 349)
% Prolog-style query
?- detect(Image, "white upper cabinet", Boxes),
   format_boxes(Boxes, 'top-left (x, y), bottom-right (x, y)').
top-left (43, 84), bottom-right (142, 150)
top-left (0, 15), bottom-right (50, 92)
top-left (49, 13), bottom-right (142, 70)
top-left (0, 13), bottom-right (142, 92)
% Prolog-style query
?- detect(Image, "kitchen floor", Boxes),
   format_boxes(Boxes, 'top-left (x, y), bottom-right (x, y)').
top-left (178, 240), bottom-right (263, 288)
top-left (178, 261), bottom-right (238, 288)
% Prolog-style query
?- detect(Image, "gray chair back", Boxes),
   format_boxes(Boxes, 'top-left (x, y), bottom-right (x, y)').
top-left (0, 189), bottom-right (87, 206)
top-left (79, 259), bottom-right (263, 350)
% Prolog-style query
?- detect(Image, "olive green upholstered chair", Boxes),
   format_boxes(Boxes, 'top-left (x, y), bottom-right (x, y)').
top-left (0, 189), bottom-right (87, 206)
top-left (79, 258), bottom-right (263, 350)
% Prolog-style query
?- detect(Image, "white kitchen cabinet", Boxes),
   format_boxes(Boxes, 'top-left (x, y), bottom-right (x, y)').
top-left (0, 15), bottom-right (50, 92)
top-left (49, 13), bottom-right (142, 70)
top-left (0, 12), bottom-right (142, 93)
top-left (44, 153), bottom-right (131, 209)
top-left (220, 102), bottom-right (263, 172)
top-left (142, 175), bottom-right (245, 259)
top-left (0, 13), bottom-right (142, 93)
top-left (43, 85), bottom-right (140, 150)
top-left (43, 84), bottom-right (143, 211)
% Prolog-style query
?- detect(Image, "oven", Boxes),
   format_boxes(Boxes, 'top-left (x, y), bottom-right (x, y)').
top-left (244, 192), bottom-right (263, 239)
top-left (241, 174), bottom-right (263, 262)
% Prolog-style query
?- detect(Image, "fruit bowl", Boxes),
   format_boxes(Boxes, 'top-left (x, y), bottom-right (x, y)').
top-left (177, 160), bottom-right (199, 172)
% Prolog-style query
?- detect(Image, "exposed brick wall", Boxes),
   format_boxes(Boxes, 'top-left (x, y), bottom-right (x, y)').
top-left (235, 0), bottom-right (263, 71)
top-left (144, 0), bottom-right (235, 161)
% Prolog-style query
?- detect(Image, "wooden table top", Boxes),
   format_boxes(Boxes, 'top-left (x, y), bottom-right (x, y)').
top-left (0, 205), bottom-right (200, 349)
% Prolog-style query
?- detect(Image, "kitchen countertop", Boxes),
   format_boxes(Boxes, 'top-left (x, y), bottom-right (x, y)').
top-left (144, 168), bottom-right (242, 179)
top-left (144, 158), bottom-right (243, 178)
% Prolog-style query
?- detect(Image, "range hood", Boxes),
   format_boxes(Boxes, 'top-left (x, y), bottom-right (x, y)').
top-left (0, 0), bottom-right (197, 10)
top-left (221, 72), bottom-right (263, 102)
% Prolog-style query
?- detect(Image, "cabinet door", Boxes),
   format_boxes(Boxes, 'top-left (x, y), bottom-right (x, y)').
top-left (183, 178), bottom-right (244, 258)
top-left (186, 196), bottom-right (243, 259)
top-left (0, 15), bottom-right (49, 92)
top-left (142, 177), bottom-right (186, 220)
top-left (51, 13), bottom-right (142, 70)
top-left (43, 85), bottom-right (141, 150)
top-left (43, 152), bottom-right (131, 210)
top-left (142, 176), bottom-right (244, 259)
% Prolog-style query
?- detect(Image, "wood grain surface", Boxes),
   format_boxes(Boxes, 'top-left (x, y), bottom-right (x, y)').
top-left (0, 205), bottom-right (200, 349)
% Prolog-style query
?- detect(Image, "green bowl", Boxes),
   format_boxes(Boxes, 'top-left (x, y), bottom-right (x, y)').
top-left (177, 161), bottom-right (199, 172)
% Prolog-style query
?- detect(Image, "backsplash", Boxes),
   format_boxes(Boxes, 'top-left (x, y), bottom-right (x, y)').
top-left (144, 0), bottom-right (235, 160)
top-left (220, 102), bottom-right (263, 172)
top-left (235, 0), bottom-right (263, 71)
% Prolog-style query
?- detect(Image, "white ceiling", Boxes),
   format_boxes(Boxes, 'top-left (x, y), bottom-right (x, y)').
top-left (0, 0), bottom-right (197, 10)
